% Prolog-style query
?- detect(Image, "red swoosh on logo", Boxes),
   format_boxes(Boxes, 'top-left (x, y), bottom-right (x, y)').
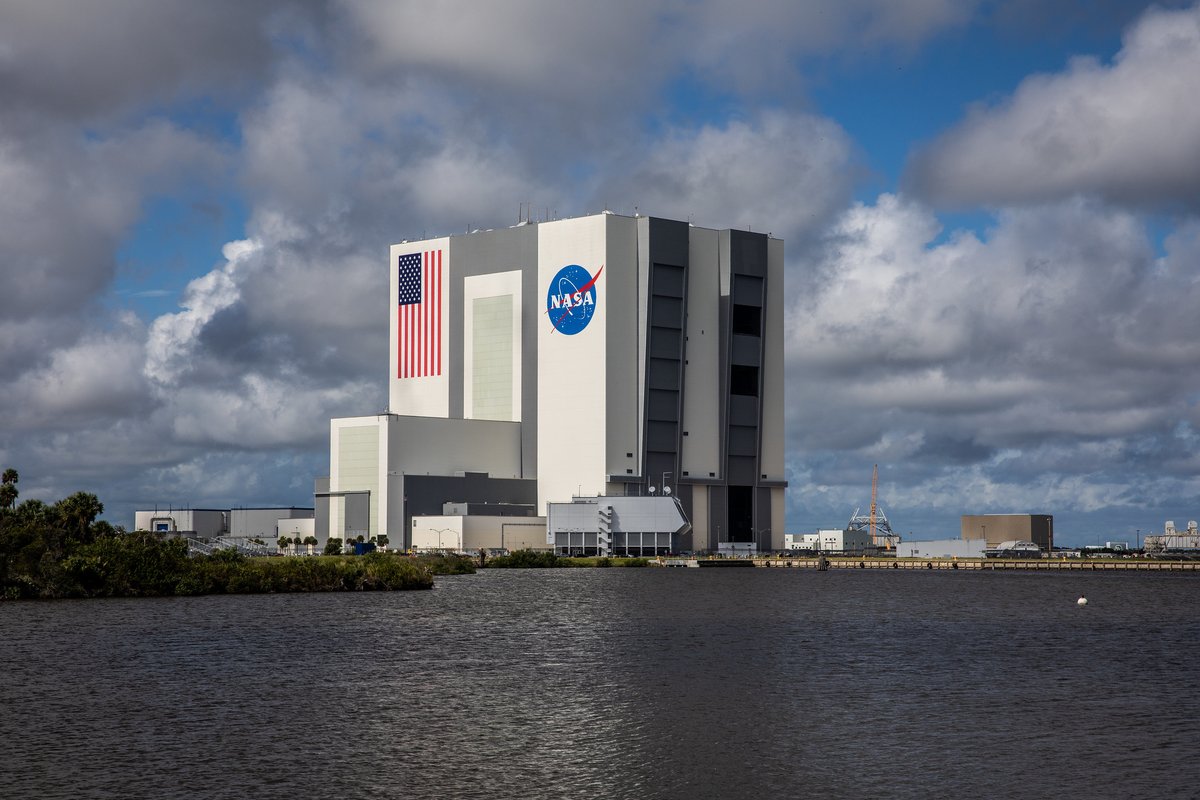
top-left (549, 264), bottom-right (604, 332)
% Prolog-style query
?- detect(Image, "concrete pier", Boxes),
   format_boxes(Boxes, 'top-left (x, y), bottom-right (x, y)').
top-left (663, 557), bottom-right (1200, 571)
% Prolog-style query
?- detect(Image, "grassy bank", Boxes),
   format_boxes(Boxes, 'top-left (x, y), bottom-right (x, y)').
top-left (483, 550), bottom-right (650, 568)
top-left (4, 535), bottom-right (437, 599)
top-left (414, 553), bottom-right (477, 575)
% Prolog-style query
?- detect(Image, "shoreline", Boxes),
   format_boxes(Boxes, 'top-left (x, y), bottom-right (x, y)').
top-left (657, 556), bottom-right (1200, 571)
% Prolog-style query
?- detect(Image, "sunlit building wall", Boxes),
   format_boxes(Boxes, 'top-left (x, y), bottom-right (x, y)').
top-left (326, 212), bottom-right (786, 551)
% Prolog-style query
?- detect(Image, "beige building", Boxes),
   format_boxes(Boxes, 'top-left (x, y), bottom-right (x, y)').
top-left (411, 515), bottom-right (548, 552)
top-left (961, 514), bottom-right (1053, 551)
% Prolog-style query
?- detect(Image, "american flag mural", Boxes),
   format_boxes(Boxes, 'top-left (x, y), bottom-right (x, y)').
top-left (397, 249), bottom-right (442, 378)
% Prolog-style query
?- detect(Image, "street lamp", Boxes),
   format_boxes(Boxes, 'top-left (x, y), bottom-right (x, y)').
top-left (427, 527), bottom-right (456, 553)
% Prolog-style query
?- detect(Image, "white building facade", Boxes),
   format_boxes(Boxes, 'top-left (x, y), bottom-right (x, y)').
top-left (788, 528), bottom-right (873, 554)
top-left (324, 212), bottom-right (786, 551)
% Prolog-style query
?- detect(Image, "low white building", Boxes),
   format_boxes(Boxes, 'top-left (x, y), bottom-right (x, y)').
top-left (787, 528), bottom-right (872, 554)
top-left (231, 507), bottom-right (314, 540)
top-left (411, 514), bottom-right (548, 553)
top-left (134, 509), bottom-right (227, 538)
top-left (896, 538), bottom-right (987, 559)
top-left (278, 517), bottom-right (315, 540)
top-left (134, 506), bottom-right (315, 544)
top-left (546, 495), bottom-right (691, 556)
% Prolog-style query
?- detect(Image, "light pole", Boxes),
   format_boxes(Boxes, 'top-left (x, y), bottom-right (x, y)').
top-left (427, 527), bottom-right (456, 553)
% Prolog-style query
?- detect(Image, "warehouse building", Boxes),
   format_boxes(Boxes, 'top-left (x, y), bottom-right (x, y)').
top-left (546, 495), bottom-right (691, 556)
top-left (961, 514), bottom-right (1053, 552)
top-left (134, 507), bottom-right (314, 542)
top-left (322, 212), bottom-right (786, 551)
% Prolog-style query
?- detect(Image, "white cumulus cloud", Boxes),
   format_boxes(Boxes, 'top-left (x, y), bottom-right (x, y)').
top-left (905, 3), bottom-right (1200, 209)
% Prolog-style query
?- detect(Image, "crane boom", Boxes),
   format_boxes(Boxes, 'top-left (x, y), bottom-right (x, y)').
top-left (869, 464), bottom-right (878, 546)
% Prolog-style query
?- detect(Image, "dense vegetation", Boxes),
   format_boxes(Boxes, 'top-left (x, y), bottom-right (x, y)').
top-left (483, 549), bottom-right (650, 568)
top-left (0, 471), bottom-right (443, 600)
top-left (417, 553), bottom-right (477, 575)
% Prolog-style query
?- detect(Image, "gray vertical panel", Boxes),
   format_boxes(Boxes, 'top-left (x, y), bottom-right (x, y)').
top-left (447, 227), bottom-right (538, 424)
top-left (345, 492), bottom-right (369, 539)
top-left (678, 487), bottom-right (693, 551)
top-left (314, 476), bottom-right (330, 545)
top-left (709, 485), bottom-right (727, 547)
top-left (720, 229), bottom-right (770, 546)
top-left (449, 224), bottom-right (539, 476)
top-left (396, 475), bottom-right (407, 550)
top-left (641, 217), bottom-right (690, 500)
top-left (756, 486), bottom-right (772, 552)
top-left (681, 227), bottom-right (720, 482)
top-left (605, 215), bottom-right (642, 481)
top-left (519, 226), bottom-right (538, 479)
top-left (760, 237), bottom-right (786, 483)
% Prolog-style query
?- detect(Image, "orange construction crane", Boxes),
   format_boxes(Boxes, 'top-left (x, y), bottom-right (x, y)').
top-left (869, 464), bottom-right (878, 546)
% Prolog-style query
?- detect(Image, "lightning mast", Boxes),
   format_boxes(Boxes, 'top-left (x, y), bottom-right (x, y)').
top-left (848, 464), bottom-right (898, 549)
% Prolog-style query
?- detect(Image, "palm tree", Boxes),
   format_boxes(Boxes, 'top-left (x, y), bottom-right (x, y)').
top-left (0, 483), bottom-right (16, 511)
top-left (56, 492), bottom-right (104, 543)
top-left (0, 467), bottom-right (18, 511)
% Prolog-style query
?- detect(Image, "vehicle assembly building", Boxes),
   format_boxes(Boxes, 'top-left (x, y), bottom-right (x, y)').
top-left (320, 211), bottom-right (786, 552)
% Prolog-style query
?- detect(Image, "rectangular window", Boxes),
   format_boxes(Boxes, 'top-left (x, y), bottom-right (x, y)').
top-left (732, 304), bottom-right (761, 336)
top-left (730, 365), bottom-right (759, 397)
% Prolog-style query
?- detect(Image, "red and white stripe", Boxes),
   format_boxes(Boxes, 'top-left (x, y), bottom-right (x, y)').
top-left (397, 249), bottom-right (442, 378)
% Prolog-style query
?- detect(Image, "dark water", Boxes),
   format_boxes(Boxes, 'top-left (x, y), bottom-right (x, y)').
top-left (2, 569), bottom-right (1198, 799)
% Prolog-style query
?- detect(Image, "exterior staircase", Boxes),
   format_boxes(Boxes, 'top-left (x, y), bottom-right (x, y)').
top-left (597, 505), bottom-right (613, 557)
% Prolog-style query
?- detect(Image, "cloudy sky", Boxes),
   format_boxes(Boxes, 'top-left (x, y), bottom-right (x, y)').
top-left (2, 0), bottom-right (1199, 545)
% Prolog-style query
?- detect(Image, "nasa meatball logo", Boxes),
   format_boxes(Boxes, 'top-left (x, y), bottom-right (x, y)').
top-left (545, 263), bottom-right (603, 335)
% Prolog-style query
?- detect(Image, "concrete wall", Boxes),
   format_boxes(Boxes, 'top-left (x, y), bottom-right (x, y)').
top-left (897, 538), bottom-right (987, 559)
top-left (230, 507), bottom-right (313, 540)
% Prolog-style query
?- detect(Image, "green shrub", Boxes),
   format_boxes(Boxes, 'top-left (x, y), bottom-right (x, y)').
top-left (415, 553), bottom-right (476, 575)
top-left (484, 549), bottom-right (560, 568)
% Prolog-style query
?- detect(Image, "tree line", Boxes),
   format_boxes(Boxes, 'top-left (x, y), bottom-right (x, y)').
top-left (0, 469), bottom-right (435, 600)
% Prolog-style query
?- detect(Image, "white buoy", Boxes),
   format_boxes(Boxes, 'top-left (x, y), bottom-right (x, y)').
top-left (1077, 595), bottom-right (1088, 606)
